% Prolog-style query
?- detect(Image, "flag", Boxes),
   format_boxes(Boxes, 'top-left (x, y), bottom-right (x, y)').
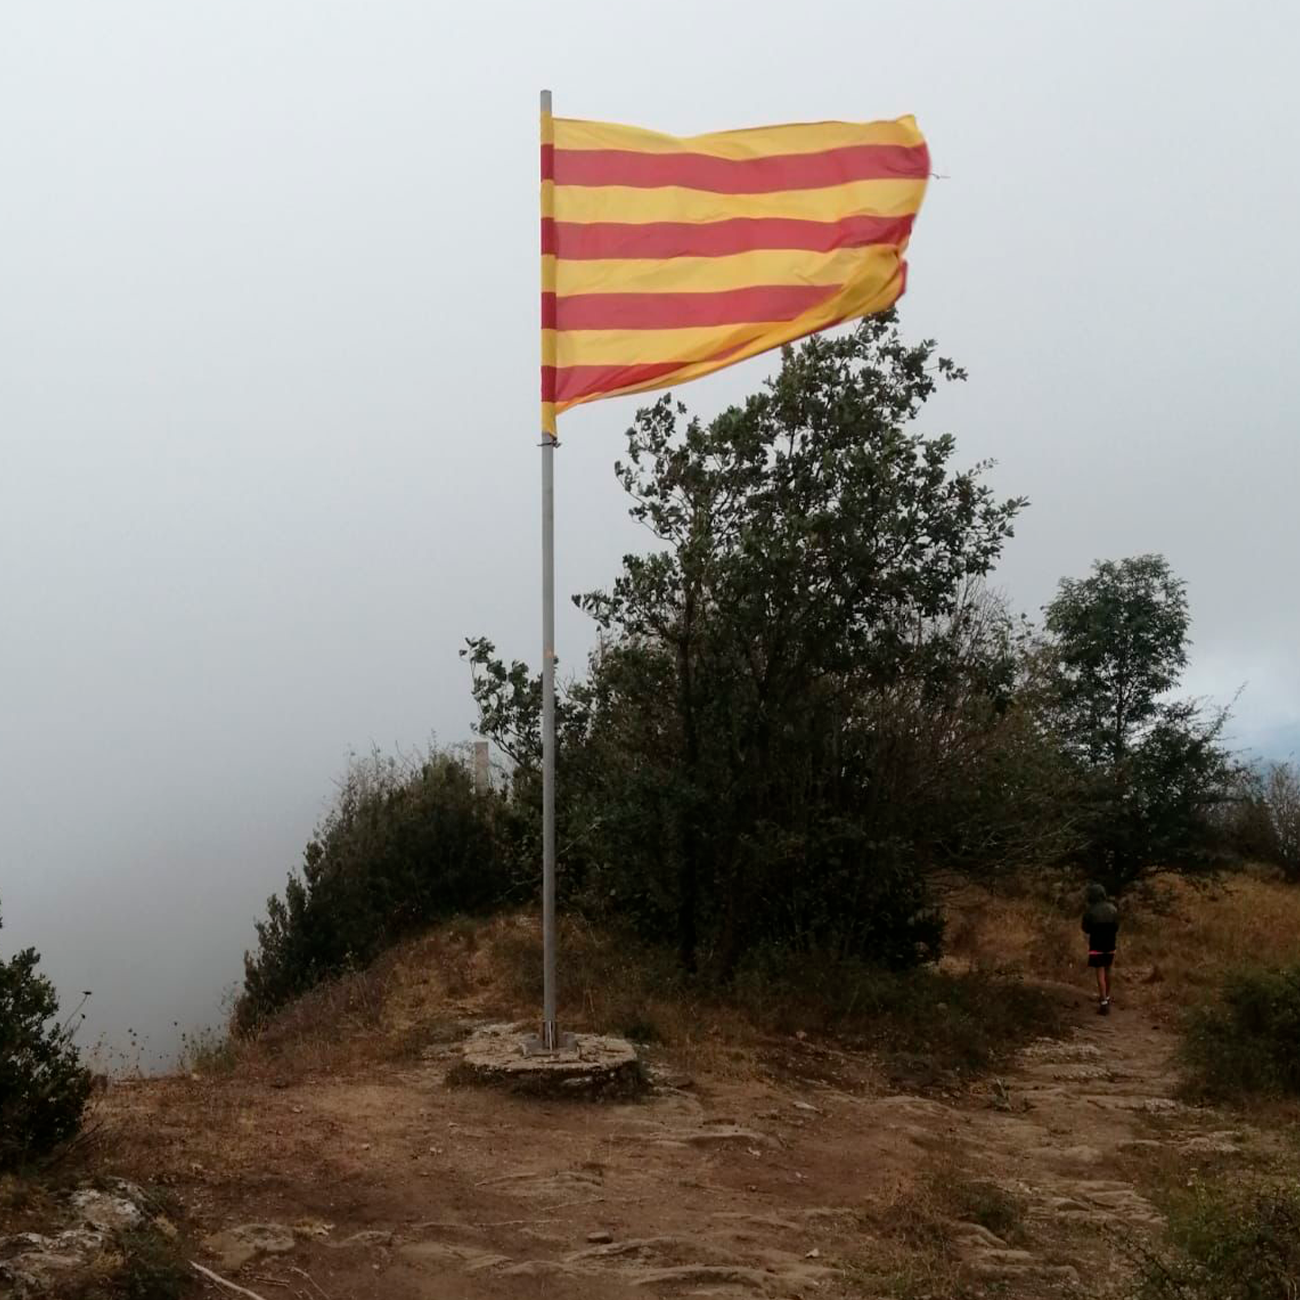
top-left (541, 110), bottom-right (929, 435)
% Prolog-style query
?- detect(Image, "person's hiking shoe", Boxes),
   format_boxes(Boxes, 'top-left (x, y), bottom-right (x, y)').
top-left (1099, 998), bottom-right (1111, 1016)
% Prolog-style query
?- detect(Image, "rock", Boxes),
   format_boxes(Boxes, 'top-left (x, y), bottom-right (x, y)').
top-left (1052, 1145), bottom-right (1105, 1165)
top-left (678, 1126), bottom-right (773, 1149)
top-left (1117, 1139), bottom-right (1164, 1154)
top-left (0, 1183), bottom-right (154, 1297)
top-left (293, 1220), bottom-right (334, 1240)
top-left (792, 1101), bottom-right (821, 1114)
top-left (1180, 1134), bottom-right (1242, 1156)
top-left (203, 1223), bottom-right (297, 1272)
top-left (0, 1229), bottom-right (108, 1297)
top-left (500, 1259), bottom-right (572, 1278)
top-left (330, 1230), bottom-right (394, 1250)
top-left (70, 1186), bottom-right (145, 1232)
top-left (586, 1230), bottom-right (614, 1244)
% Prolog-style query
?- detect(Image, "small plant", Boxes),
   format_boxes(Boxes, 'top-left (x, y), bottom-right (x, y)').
top-left (944, 1176), bottom-right (1026, 1242)
top-left (0, 897), bottom-right (94, 1169)
top-left (61, 1221), bottom-right (192, 1300)
top-left (177, 1027), bottom-right (236, 1076)
top-left (1179, 964), bottom-right (1300, 1101)
top-left (110, 1226), bottom-right (192, 1300)
top-left (1134, 1177), bottom-right (1300, 1299)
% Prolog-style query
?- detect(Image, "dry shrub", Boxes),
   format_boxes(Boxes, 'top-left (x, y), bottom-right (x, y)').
top-left (843, 1172), bottom-right (1028, 1299)
top-left (486, 916), bottom-right (1061, 1080)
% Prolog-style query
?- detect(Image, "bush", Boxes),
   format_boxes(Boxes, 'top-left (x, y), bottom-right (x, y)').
top-left (236, 749), bottom-right (528, 1032)
top-left (731, 951), bottom-right (1062, 1077)
top-left (1135, 1177), bottom-right (1300, 1300)
top-left (1180, 964), bottom-right (1300, 1100)
top-left (0, 900), bottom-right (94, 1169)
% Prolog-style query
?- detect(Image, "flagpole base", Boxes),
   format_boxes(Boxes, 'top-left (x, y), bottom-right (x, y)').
top-left (521, 1022), bottom-right (577, 1057)
top-left (451, 1024), bottom-right (642, 1096)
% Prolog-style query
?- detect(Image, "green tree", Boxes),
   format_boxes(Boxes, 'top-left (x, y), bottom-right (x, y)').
top-left (469, 316), bottom-right (1055, 975)
top-left (1044, 555), bottom-right (1235, 893)
top-left (0, 897), bottom-right (93, 1168)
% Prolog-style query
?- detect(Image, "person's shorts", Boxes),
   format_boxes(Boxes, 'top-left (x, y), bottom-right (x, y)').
top-left (1088, 951), bottom-right (1115, 968)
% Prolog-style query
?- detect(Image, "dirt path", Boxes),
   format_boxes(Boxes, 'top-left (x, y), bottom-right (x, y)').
top-left (103, 985), bottom-right (1242, 1299)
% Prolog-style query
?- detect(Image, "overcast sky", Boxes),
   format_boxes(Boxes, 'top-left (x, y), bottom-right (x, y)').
top-left (2, 1), bottom-right (1297, 1062)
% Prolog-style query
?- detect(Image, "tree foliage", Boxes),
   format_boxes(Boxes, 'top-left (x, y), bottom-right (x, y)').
top-left (0, 897), bottom-right (93, 1169)
top-left (1044, 554), bottom-right (1236, 893)
top-left (468, 316), bottom-right (1061, 977)
top-left (1264, 761), bottom-right (1300, 879)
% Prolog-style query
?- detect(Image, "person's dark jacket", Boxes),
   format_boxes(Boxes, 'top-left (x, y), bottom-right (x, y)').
top-left (1082, 883), bottom-right (1120, 952)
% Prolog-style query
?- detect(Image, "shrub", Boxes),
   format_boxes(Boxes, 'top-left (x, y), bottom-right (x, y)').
top-left (236, 748), bottom-right (528, 1032)
top-left (1135, 1177), bottom-right (1300, 1300)
top-left (0, 900), bottom-right (94, 1169)
top-left (731, 951), bottom-right (1062, 1077)
top-left (1179, 964), bottom-right (1300, 1100)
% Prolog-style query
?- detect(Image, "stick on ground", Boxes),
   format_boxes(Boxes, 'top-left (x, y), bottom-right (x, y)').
top-left (191, 1261), bottom-right (272, 1300)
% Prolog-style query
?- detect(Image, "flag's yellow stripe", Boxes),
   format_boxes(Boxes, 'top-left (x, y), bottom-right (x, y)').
top-left (546, 178), bottom-right (922, 225)
top-left (548, 261), bottom-right (904, 370)
top-left (549, 245), bottom-right (902, 297)
top-left (552, 323), bottom-right (768, 368)
top-left (554, 115), bottom-right (924, 158)
top-left (553, 268), bottom-right (904, 416)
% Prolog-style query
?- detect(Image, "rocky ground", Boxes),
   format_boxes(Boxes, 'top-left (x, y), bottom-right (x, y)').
top-left (6, 977), bottom-right (1285, 1299)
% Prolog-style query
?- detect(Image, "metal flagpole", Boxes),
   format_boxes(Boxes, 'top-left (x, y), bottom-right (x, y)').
top-left (534, 87), bottom-right (566, 1054)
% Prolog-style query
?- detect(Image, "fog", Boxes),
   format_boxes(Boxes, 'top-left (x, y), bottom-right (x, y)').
top-left (2, 1), bottom-right (1296, 1063)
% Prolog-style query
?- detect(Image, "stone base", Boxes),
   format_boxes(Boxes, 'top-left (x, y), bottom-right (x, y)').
top-left (447, 1023), bottom-right (644, 1099)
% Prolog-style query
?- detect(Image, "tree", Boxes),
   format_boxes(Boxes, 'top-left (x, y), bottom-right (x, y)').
top-left (469, 315), bottom-right (1052, 976)
top-left (0, 897), bottom-right (93, 1168)
top-left (1264, 761), bottom-right (1300, 879)
top-left (1044, 555), bottom-right (1235, 893)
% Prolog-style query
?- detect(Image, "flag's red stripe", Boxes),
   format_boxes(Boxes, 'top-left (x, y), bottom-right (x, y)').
top-left (542, 213), bottom-right (913, 260)
top-left (543, 267), bottom-right (909, 405)
top-left (546, 322), bottom-right (830, 402)
top-left (545, 142), bottom-right (929, 193)
top-left (545, 362), bottom-right (684, 403)
top-left (542, 283), bottom-right (841, 331)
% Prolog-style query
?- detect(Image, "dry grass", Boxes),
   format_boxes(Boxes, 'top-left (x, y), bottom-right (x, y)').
top-left (224, 910), bottom-right (1061, 1089)
top-left (838, 1172), bottom-right (1031, 1299)
top-left (945, 870), bottom-right (1300, 1015)
top-left (187, 869), bottom-right (1300, 1093)
top-left (226, 913), bottom-right (776, 1081)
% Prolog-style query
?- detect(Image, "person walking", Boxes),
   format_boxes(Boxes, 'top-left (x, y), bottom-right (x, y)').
top-left (1082, 882), bottom-right (1120, 1014)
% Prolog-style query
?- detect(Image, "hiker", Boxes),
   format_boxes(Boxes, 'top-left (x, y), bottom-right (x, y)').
top-left (1082, 883), bottom-right (1120, 1015)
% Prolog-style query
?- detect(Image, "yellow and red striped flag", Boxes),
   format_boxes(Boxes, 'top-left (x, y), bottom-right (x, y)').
top-left (540, 109), bottom-right (929, 435)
